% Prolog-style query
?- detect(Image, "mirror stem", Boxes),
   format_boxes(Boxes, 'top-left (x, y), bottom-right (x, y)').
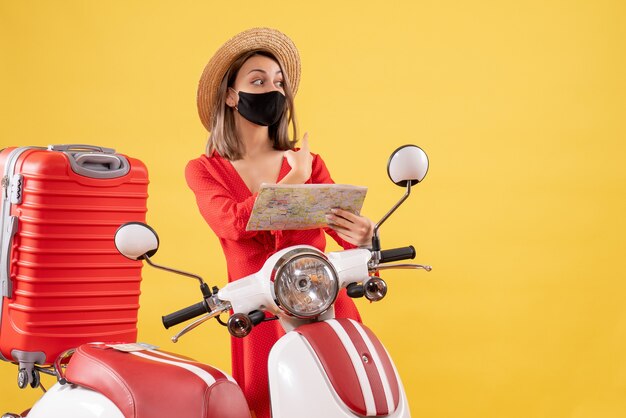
top-left (371, 182), bottom-right (412, 252)
top-left (144, 256), bottom-right (207, 288)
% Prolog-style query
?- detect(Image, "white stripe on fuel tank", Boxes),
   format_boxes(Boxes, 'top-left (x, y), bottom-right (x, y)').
top-left (326, 319), bottom-right (376, 416)
top-left (349, 319), bottom-right (395, 413)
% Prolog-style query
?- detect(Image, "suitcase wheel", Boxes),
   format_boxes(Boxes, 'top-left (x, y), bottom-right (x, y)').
top-left (16, 368), bottom-right (40, 389)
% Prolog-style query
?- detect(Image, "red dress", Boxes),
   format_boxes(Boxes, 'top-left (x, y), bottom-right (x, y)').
top-left (185, 151), bottom-right (362, 418)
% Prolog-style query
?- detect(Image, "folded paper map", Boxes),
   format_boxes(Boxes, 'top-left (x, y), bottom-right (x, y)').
top-left (246, 183), bottom-right (368, 231)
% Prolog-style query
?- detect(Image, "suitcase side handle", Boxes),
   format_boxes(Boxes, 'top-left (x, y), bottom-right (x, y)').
top-left (1, 216), bottom-right (18, 298)
top-left (48, 144), bottom-right (115, 154)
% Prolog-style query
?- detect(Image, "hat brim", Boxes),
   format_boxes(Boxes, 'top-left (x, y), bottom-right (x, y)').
top-left (197, 27), bottom-right (301, 132)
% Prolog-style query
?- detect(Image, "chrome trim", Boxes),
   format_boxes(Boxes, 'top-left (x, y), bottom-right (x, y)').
top-left (54, 348), bottom-right (76, 385)
top-left (171, 304), bottom-right (230, 343)
top-left (271, 248), bottom-right (339, 319)
top-left (269, 247), bottom-right (330, 283)
top-left (371, 182), bottom-right (412, 260)
top-left (144, 255), bottom-right (205, 286)
top-left (371, 263), bottom-right (432, 272)
top-left (364, 277), bottom-right (388, 302)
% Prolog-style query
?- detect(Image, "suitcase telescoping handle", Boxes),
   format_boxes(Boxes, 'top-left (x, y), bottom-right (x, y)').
top-left (48, 144), bottom-right (116, 154)
top-left (48, 144), bottom-right (131, 179)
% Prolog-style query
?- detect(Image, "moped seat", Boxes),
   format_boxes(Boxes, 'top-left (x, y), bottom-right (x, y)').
top-left (64, 343), bottom-right (251, 418)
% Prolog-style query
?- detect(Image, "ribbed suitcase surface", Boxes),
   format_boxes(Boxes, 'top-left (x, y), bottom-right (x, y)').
top-left (0, 145), bottom-right (149, 366)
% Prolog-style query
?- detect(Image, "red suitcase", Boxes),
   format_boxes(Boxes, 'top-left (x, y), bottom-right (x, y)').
top-left (0, 144), bottom-right (149, 380)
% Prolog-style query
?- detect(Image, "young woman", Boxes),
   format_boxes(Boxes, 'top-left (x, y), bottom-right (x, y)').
top-left (186, 27), bottom-right (373, 418)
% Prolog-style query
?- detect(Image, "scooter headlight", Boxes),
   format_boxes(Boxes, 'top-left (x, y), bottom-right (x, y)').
top-left (272, 249), bottom-right (339, 319)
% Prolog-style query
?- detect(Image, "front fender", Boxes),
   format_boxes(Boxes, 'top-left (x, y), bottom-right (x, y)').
top-left (268, 318), bottom-right (410, 418)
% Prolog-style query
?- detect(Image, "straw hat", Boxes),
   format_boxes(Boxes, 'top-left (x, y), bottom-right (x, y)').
top-left (197, 27), bottom-right (301, 131)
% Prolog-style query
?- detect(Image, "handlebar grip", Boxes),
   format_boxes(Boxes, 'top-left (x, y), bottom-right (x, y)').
top-left (162, 301), bottom-right (209, 329)
top-left (379, 246), bottom-right (416, 263)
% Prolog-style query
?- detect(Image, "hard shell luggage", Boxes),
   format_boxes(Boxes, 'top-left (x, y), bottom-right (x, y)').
top-left (0, 144), bottom-right (149, 382)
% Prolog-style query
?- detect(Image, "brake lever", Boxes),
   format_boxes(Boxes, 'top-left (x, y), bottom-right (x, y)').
top-left (171, 303), bottom-right (231, 343)
top-left (371, 263), bottom-right (433, 272)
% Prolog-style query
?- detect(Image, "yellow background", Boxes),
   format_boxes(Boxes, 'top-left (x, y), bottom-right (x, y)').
top-left (1, 1), bottom-right (625, 417)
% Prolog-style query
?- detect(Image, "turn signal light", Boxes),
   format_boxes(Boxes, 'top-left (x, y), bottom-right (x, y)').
top-left (227, 313), bottom-right (253, 338)
top-left (364, 277), bottom-right (387, 302)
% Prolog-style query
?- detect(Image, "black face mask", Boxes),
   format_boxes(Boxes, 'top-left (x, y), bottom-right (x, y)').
top-left (233, 89), bottom-right (286, 126)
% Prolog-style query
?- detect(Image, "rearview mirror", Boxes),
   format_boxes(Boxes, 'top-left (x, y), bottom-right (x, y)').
top-left (114, 222), bottom-right (159, 260)
top-left (371, 145), bottom-right (429, 253)
top-left (387, 145), bottom-right (429, 186)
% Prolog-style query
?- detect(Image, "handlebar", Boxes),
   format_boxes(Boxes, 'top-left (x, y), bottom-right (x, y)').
top-left (162, 300), bottom-right (210, 329)
top-left (378, 246), bottom-right (416, 263)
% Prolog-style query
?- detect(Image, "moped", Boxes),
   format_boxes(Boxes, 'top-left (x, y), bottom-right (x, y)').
top-left (3, 144), bottom-right (431, 418)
